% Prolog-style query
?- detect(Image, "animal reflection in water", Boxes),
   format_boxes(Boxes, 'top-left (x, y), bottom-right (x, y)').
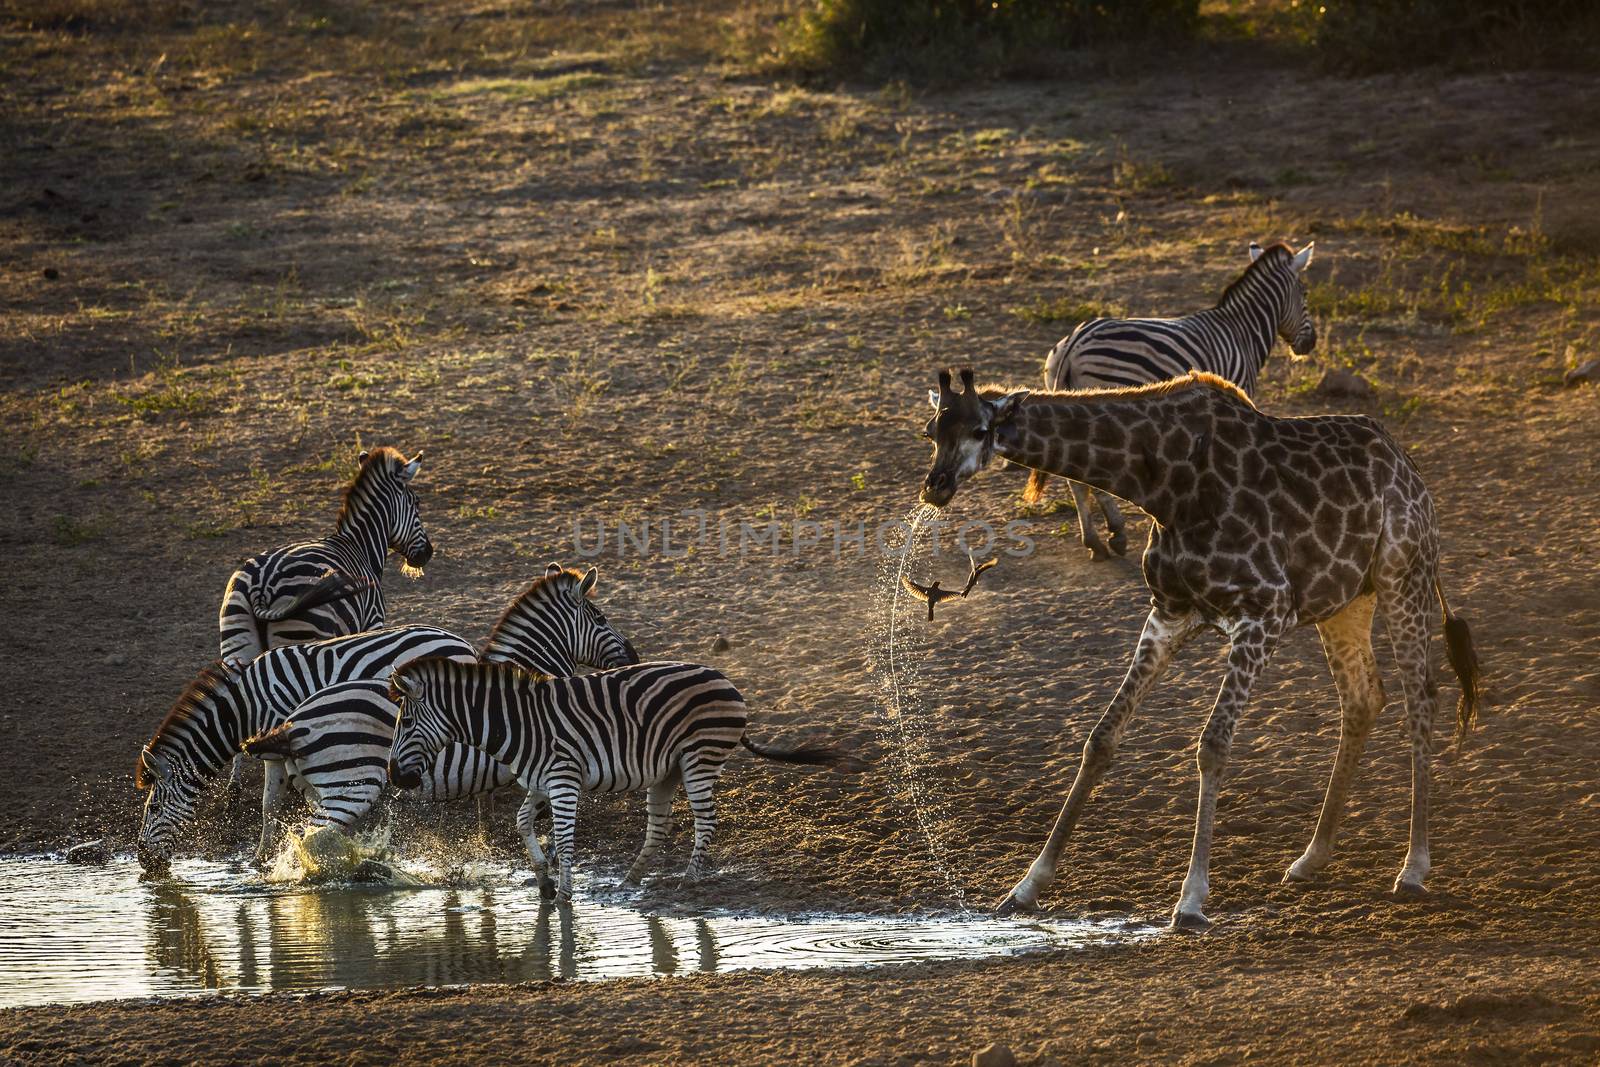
top-left (144, 881), bottom-right (721, 990)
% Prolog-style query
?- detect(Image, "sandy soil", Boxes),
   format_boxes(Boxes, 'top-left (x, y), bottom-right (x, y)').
top-left (2, 2), bottom-right (1599, 1062)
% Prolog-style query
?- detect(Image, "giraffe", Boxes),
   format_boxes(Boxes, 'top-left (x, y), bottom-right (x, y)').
top-left (919, 368), bottom-right (1480, 929)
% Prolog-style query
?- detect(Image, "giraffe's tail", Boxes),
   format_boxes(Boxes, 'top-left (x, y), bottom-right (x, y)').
top-left (1022, 469), bottom-right (1051, 504)
top-left (1435, 579), bottom-right (1482, 747)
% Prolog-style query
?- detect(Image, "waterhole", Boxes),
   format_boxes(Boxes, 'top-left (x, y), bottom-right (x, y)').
top-left (0, 854), bottom-right (1150, 1008)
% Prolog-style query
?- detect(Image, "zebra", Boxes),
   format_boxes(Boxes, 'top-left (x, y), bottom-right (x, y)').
top-left (386, 658), bottom-right (840, 900)
top-left (242, 564), bottom-right (641, 843)
top-left (215, 446), bottom-right (434, 797)
top-left (1023, 241), bottom-right (1316, 559)
top-left (137, 625), bottom-right (476, 875)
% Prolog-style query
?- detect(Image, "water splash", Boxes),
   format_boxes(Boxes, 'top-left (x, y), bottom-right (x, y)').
top-left (870, 503), bottom-right (971, 910)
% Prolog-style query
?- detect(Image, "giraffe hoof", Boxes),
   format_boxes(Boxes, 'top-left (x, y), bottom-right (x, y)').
top-left (1087, 545), bottom-right (1111, 562)
top-left (1170, 909), bottom-right (1211, 932)
top-left (1108, 532), bottom-right (1129, 556)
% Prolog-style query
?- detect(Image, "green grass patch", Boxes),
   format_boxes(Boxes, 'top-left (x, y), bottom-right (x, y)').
top-left (1009, 296), bottom-right (1123, 325)
top-left (432, 73), bottom-right (610, 102)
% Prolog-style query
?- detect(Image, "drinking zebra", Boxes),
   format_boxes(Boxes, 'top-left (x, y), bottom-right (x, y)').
top-left (216, 446), bottom-right (434, 795)
top-left (386, 658), bottom-right (840, 900)
top-left (137, 625), bottom-right (476, 874)
top-left (1023, 242), bottom-right (1316, 558)
top-left (242, 564), bottom-right (641, 845)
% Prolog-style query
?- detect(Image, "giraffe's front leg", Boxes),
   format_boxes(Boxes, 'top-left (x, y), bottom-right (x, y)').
top-left (1068, 480), bottom-right (1113, 561)
top-left (997, 607), bottom-right (1197, 916)
top-left (1173, 619), bottom-right (1280, 930)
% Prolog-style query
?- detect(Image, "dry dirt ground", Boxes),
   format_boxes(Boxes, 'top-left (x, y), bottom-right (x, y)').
top-left (2, 2), bottom-right (1599, 1063)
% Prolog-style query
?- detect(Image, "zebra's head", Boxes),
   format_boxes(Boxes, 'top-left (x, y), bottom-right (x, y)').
top-left (551, 563), bottom-right (640, 669)
top-left (386, 662), bottom-right (450, 791)
top-left (348, 448), bottom-right (434, 576)
top-left (1249, 241), bottom-right (1317, 356)
top-left (920, 368), bottom-right (1028, 508)
top-left (136, 747), bottom-right (204, 876)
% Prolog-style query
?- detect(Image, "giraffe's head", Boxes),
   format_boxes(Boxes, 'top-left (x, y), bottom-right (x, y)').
top-left (920, 368), bottom-right (1028, 508)
top-left (1249, 241), bottom-right (1317, 356)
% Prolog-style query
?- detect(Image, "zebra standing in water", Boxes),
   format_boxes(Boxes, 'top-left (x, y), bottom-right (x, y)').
top-left (137, 626), bottom-right (475, 874)
top-left (216, 446), bottom-right (434, 795)
top-left (1025, 242), bottom-right (1316, 559)
top-left (239, 564), bottom-right (640, 849)
top-left (387, 658), bottom-right (840, 900)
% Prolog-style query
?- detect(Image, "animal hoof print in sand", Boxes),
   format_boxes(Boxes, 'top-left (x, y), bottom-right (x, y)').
top-left (1170, 909), bottom-right (1211, 932)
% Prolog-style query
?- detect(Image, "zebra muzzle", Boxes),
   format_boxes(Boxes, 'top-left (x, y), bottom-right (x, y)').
top-left (388, 759), bottom-right (422, 790)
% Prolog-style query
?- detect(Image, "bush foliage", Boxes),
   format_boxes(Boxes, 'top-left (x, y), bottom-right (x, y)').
top-left (778, 0), bottom-right (1199, 80)
top-left (1314, 0), bottom-right (1600, 71)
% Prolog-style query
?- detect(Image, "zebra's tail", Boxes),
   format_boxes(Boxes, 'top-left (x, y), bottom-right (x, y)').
top-left (740, 733), bottom-right (842, 767)
top-left (252, 569), bottom-right (372, 622)
top-left (1435, 578), bottom-right (1482, 749)
top-left (241, 720), bottom-right (298, 760)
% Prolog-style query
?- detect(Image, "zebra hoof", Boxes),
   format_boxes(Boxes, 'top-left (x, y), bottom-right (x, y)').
top-left (1170, 908), bottom-right (1211, 932)
top-left (994, 891), bottom-right (1036, 918)
top-left (539, 880), bottom-right (557, 900)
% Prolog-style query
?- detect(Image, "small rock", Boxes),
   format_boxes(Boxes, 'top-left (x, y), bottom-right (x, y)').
top-left (1563, 358), bottom-right (1600, 387)
top-left (709, 635), bottom-right (731, 653)
top-left (66, 840), bottom-right (112, 865)
top-left (104, 652), bottom-right (127, 666)
top-left (1313, 368), bottom-right (1376, 399)
top-left (972, 1043), bottom-right (1015, 1067)
top-left (42, 266), bottom-right (59, 280)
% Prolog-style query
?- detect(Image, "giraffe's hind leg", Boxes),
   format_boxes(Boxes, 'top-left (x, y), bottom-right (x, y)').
top-left (625, 775), bottom-right (679, 886)
top-left (1069, 480), bottom-right (1113, 561)
top-left (1380, 565), bottom-right (1440, 897)
top-left (1286, 594), bottom-right (1385, 883)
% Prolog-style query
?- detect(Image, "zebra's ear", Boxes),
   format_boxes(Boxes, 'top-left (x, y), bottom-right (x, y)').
top-left (139, 747), bottom-right (169, 785)
top-left (1248, 242), bottom-right (1264, 263)
top-left (545, 561), bottom-right (564, 578)
top-left (578, 566), bottom-right (598, 596)
top-left (400, 452), bottom-right (423, 482)
top-left (391, 672), bottom-right (422, 700)
top-left (990, 390), bottom-right (1029, 425)
top-left (1292, 242), bottom-right (1315, 271)
top-left (359, 450), bottom-right (370, 464)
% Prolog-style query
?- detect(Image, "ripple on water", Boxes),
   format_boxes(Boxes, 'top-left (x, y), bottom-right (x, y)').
top-left (0, 855), bottom-right (1152, 1007)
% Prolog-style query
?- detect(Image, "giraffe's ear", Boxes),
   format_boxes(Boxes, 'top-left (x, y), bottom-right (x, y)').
top-left (1292, 242), bottom-right (1315, 271)
top-left (1248, 242), bottom-right (1264, 263)
top-left (927, 388), bottom-right (941, 411)
top-left (578, 566), bottom-right (598, 596)
top-left (990, 390), bottom-right (1029, 425)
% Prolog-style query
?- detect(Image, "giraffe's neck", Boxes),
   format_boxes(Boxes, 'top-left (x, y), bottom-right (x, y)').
top-left (995, 391), bottom-right (1212, 528)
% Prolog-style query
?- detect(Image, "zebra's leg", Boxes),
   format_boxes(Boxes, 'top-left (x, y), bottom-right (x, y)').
top-left (476, 793), bottom-right (495, 838)
top-left (1174, 619), bottom-right (1280, 930)
top-left (625, 778), bottom-right (678, 886)
top-left (1068, 480), bottom-right (1112, 561)
top-left (1287, 594), bottom-right (1384, 883)
top-left (546, 784), bottom-right (580, 903)
top-left (226, 756), bottom-right (248, 807)
top-left (680, 753), bottom-right (730, 883)
top-left (516, 789), bottom-right (556, 899)
top-left (997, 607), bottom-right (1199, 915)
top-left (1097, 492), bottom-right (1130, 557)
top-left (254, 760), bottom-right (290, 865)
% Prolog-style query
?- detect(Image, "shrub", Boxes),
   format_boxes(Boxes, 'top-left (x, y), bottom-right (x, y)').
top-left (1315, 0), bottom-right (1600, 72)
top-left (777, 0), bottom-right (1199, 81)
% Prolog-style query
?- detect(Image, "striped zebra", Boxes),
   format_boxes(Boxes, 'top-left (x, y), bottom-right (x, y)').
top-left (137, 625), bottom-right (475, 874)
top-left (1024, 241), bottom-right (1316, 559)
top-left (244, 564), bottom-right (641, 844)
top-left (386, 658), bottom-right (840, 900)
top-left (216, 446), bottom-right (433, 797)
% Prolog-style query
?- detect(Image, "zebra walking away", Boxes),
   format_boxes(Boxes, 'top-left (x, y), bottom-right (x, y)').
top-left (1025, 242), bottom-right (1316, 558)
top-left (137, 625), bottom-right (475, 874)
top-left (386, 658), bottom-right (841, 900)
top-left (244, 564), bottom-right (641, 847)
top-left (215, 446), bottom-right (434, 796)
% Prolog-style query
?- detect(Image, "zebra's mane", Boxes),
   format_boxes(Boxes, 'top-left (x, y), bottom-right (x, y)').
top-left (1215, 242), bottom-right (1294, 309)
top-left (138, 661), bottom-right (235, 787)
top-left (981, 370), bottom-right (1256, 410)
top-left (396, 655), bottom-right (556, 694)
top-left (334, 446), bottom-right (407, 529)
top-left (480, 568), bottom-right (584, 656)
